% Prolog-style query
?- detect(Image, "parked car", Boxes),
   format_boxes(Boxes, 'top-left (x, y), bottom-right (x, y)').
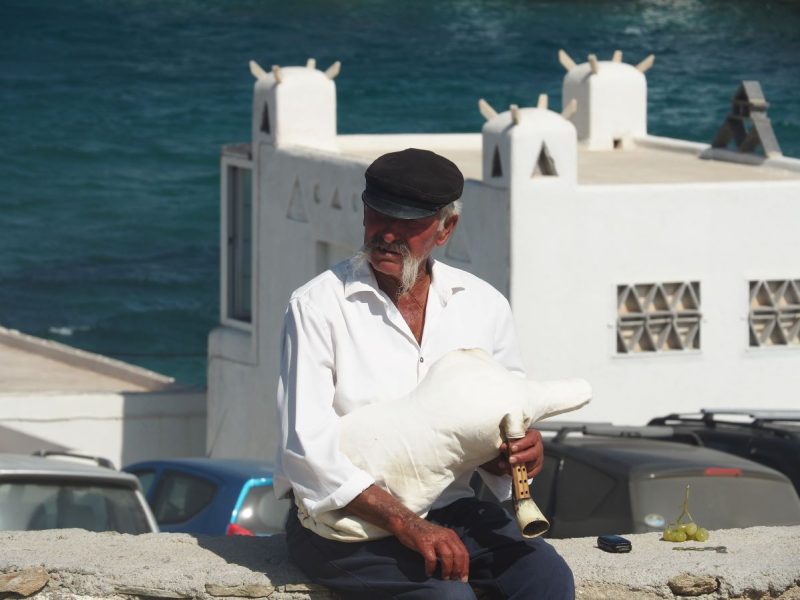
top-left (647, 409), bottom-right (800, 496)
top-left (0, 451), bottom-right (158, 534)
top-left (123, 458), bottom-right (291, 535)
top-left (472, 423), bottom-right (800, 538)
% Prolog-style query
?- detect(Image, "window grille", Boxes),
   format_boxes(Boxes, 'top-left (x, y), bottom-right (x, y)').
top-left (617, 282), bottom-right (701, 353)
top-left (749, 280), bottom-right (800, 347)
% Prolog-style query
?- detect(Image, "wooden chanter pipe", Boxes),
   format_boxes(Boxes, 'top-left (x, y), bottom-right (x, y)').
top-left (502, 414), bottom-right (550, 537)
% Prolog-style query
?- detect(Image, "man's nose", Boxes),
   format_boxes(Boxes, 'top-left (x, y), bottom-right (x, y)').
top-left (379, 229), bottom-right (398, 243)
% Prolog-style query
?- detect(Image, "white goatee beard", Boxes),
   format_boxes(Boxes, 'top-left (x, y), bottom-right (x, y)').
top-left (353, 242), bottom-right (426, 296)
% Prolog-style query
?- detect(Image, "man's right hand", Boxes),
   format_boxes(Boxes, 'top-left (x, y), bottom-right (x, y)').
top-left (345, 484), bottom-right (469, 582)
top-left (391, 514), bottom-right (469, 581)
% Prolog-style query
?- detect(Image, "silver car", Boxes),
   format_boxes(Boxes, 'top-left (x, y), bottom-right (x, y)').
top-left (0, 452), bottom-right (158, 534)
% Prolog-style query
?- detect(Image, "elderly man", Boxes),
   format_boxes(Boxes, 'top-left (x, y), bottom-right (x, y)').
top-left (275, 149), bottom-right (574, 599)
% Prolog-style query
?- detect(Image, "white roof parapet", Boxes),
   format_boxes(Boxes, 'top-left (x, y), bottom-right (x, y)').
top-left (560, 49), bottom-right (652, 149)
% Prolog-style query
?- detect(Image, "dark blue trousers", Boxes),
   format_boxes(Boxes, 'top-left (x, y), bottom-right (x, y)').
top-left (286, 497), bottom-right (575, 599)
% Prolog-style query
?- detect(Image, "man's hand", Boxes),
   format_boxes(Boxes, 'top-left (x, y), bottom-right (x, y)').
top-left (345, 485), bottom-right (469, 581)
top-left (391, 515), bottom-right (469, 581)
top-left (480, 428), bottom-right (544, 478)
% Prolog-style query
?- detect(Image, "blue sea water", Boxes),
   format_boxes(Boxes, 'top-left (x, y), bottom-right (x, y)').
top-left (1, 1), bottom-right (799, 387)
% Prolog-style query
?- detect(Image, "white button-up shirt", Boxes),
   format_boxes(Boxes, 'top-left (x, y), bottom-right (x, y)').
top-left (275, 257), bottom-right (525, 519)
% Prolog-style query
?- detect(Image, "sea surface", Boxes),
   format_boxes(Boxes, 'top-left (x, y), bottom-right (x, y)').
top-left (1, 0), bottom-right (799, 387)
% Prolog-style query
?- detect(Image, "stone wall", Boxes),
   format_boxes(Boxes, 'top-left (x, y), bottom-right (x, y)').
top-left (1, 527), bottom-right (799, 599)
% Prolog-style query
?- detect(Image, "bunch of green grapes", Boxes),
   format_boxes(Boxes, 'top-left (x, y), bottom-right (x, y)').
top-left (662, 521), bottom-right (709, 542)
top-left (660, 485), bottom-right (710, 543)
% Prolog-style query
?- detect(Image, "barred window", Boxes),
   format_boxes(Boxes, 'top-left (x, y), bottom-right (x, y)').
top-left (617, 282), bottom-right (701, 353)
top-left (749, 280), bottom-right (800, 347)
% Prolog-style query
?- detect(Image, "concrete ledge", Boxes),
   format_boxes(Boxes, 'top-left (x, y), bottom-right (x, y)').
top-left (1, 527), bottom-right (798, 599)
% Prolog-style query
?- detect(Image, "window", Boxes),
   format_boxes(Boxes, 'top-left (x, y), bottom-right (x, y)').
top-left (749, 279), bottom-right (800, 347)
top-left (221, 144), bottom-right (254, 325)
top-left (129, 469), bottom-right (157, 496)
top-left (0, 481), bottom-right (150, 534)
top-left (617, 282), bottom-right (701, 353)
top-left (151, 471), bottom-right (217, 525)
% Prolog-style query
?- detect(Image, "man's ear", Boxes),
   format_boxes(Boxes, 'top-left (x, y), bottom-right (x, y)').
top-left (435, 215), bottom-right (459, 246)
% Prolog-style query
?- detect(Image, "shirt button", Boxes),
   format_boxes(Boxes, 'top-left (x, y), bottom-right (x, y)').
top-left (419, 356), bottom-right (424, 363)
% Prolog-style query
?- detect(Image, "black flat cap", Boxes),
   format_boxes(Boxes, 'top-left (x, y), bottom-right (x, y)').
top-left (362, 148), bottom-right (464, 220)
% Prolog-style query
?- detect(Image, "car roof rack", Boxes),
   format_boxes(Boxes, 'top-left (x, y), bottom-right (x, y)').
top-left (538, 422), bottom-right (675, 443)
top-left (650, 409), bottom-right (800, 428)
top-left (31, 450), bottom-right (116, 470)
top-left (700, 409), bottom-right (800, 422)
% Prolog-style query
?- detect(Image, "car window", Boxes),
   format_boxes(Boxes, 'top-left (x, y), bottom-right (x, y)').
top-left (631, 475), bottom-right (800, 531)
top-left (531, 455), bottom-right (559, 515)
top-left (151, 471), bottom-right (217, 524)
top-left (555, 457), bottom-right (616, 520)
top-left (130, 469), bottom-right (157, 495)
top-left (0, 481), bottom-right (151, 534)
top-left (234, 484), bottom-right (291, 534)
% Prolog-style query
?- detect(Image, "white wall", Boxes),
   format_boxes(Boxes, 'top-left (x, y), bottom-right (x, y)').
top-left (0, 390), bottom-right (206, 468)
top-left (508, 178), bottom-right (800, 424)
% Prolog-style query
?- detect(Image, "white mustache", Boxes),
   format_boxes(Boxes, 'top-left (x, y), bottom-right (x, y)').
top-left (365, 239), bottom-right (410, 256)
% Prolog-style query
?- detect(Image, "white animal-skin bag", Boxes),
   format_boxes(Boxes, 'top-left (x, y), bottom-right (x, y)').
top-left (296, 348), bottom-right (592, 541)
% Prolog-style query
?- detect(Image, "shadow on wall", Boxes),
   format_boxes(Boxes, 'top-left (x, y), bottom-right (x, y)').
top-left (120, 388), bottom-right (207, 467)
top-left (0, 426), bottom-right (69, 454)
top-left (193, 533), bottom-right (306, 585)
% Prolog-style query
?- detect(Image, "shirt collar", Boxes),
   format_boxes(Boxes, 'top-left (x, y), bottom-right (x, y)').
top-left (343, 256), bottom-right (466, 306)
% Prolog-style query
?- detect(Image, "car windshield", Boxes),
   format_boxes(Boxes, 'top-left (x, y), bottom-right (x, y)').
top-left (0, 480), bottom-right (151, 534)
top-left (631, 475), bottom-right (800, 533)
top-left (233, 484), bottom-right (290, 535)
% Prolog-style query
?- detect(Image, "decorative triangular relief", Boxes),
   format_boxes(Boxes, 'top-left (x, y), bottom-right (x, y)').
top-left (650, 285), bottom-right (670, 312)
top-left (445, 223), bottom-right (471, 263)
top-left (286, 178), bottom-right (308, 222)
top-left (676, 317), bottom-right (701, 349)
top-left (617, 285), bottom-right (643, 315)
top-left (351, 192), bottom-right (360, 213)
top-left (777, 280), bottom-right (800, 308)
top-left (532, 142), bottom-right (557, 177)
top-left (331, 189), bottom-right (342, 210)
top-left (750, 280), bottom-right (773, 309)
top-left (491, 146), bottom-right (503, 178)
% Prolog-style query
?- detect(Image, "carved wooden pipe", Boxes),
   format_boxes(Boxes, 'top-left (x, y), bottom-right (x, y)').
top-left (502, 415), bottom-right (550, 538)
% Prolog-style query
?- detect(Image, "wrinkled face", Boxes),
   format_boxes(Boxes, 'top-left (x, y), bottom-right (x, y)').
top-left (362, 204), bottom-right (456, 281)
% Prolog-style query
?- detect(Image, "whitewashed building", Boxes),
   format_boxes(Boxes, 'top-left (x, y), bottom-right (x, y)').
top-left (0, 326), bottom-right (206, 467)
top-left (207, 52), bottom-right (800, 459)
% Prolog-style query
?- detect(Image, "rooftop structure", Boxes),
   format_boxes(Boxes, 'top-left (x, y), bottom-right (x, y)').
top-left (207, 50), bottom-right (800, 459)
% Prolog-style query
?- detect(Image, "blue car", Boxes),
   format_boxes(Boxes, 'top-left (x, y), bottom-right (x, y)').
top-left (123, 458), bottom-right (291, 536)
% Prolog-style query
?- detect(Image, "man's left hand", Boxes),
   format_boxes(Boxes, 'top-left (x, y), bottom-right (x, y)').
top-left (480, 428), bottom-right (544, 478)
